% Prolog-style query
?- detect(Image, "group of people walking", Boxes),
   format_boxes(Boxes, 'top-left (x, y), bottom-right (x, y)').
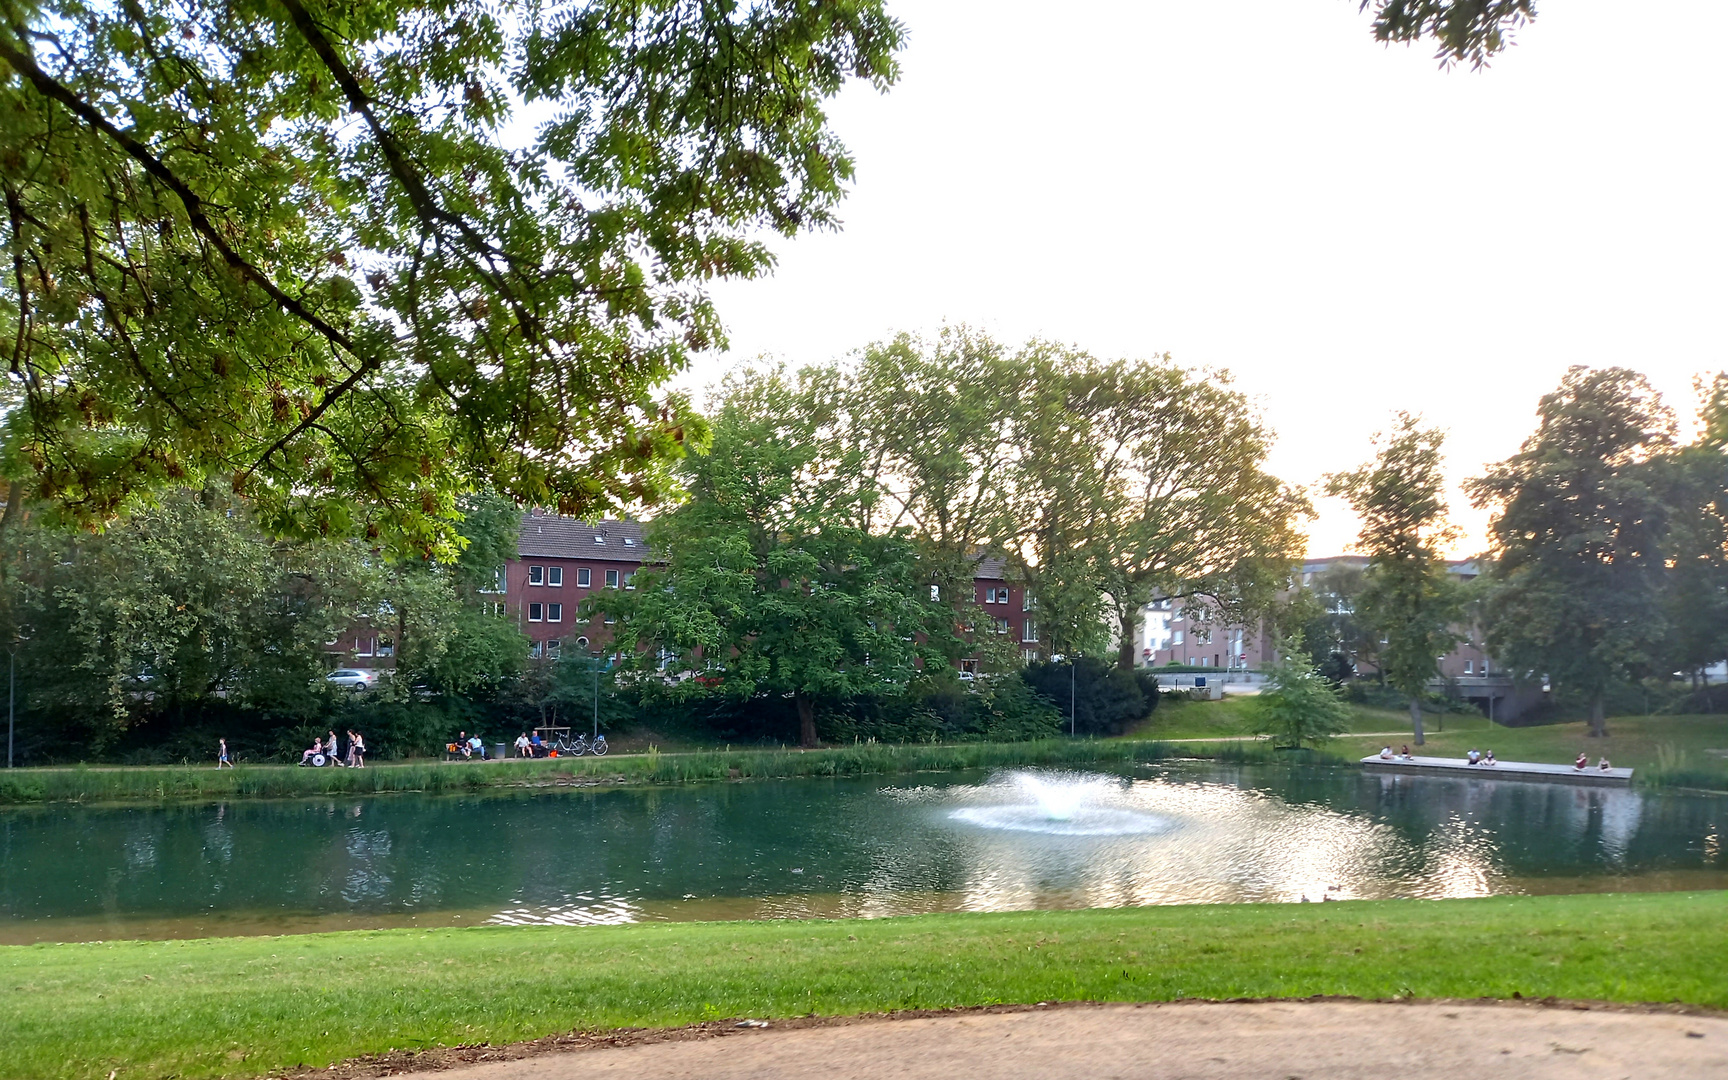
top-left (296, 730), bottom-right (366, 767)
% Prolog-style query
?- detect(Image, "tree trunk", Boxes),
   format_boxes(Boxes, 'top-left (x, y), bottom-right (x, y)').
top-left (1409, 696), bottom-right (1425, 746)
top-left (796, 693), bottom-right (817, 749)
top-left (1117, 609), bottom-right (1136, 670)
top-left (1588, 695), bottom-right (1608, 738)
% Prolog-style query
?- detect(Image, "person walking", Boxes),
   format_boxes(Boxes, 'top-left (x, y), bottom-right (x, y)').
top-left (350, 730), bottom-right (366, 768)
top-left (217, 738), bottom-right (233, 769)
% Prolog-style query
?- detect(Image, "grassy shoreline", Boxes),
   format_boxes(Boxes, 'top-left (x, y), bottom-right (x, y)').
top-left (5, 705), bottom-right (1725, 806)
top-left (2, 892), bottom-right (1724, 1080)
top-left (0, 738), bottom-right (1324, 806)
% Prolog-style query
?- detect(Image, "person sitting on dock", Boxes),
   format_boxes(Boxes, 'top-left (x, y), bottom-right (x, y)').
top-left (1483, 749), bottom-right (1497, 765)
top-left (1379, 746), bottom-right (1394, 760)
top-left (1399, 745), bottom-right (1411, 759)
top-left (1575, 752), bottom-right (1589, 770)
top-left (1466, 748), bottom-right (1481, 765)
top-left (1599, 756), bottom-right (1612, 771)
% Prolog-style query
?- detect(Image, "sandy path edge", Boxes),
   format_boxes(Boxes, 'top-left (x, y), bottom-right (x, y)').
top-left (276, 996), bottom-right (1728, 1080)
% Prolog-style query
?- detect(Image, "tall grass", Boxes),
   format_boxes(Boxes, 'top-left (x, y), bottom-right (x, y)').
top-left (1641, 743), bottom-right (1728, 793)
top-left (0, 738), bottom-right (1330, 805)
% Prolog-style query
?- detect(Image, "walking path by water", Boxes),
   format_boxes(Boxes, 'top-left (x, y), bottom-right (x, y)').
top-left (415, 1002), bottom-right (1726, 1080)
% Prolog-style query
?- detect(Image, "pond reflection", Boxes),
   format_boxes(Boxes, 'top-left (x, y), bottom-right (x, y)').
top-left (0, 762), bottom-right (1722, 943)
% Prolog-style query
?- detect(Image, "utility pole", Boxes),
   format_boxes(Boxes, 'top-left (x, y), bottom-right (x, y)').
top-left (7, 647), bottom-right (13, 769)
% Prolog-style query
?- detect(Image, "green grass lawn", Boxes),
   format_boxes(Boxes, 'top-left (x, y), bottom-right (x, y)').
top-left (2, 892), bottom-right (1723, 1080)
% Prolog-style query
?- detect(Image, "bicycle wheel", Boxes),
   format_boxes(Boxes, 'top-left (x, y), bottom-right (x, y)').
top-left (569, 734), bottom-right (588, 756)
top-left (590, 736), bottom-right (608, 757)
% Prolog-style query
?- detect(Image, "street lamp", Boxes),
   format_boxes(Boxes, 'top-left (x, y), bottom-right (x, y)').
top-left (8, 629), bottom-right (28, 769)
top-left (1052, 653), bottom-right (1076, 737)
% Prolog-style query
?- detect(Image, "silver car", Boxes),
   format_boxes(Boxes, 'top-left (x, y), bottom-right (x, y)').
top-left (325, 669), bottom-right (378, 690)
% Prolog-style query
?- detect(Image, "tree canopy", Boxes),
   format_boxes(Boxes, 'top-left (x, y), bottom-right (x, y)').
top-left (1327, 414), bottom-right (1460, 744)
top-left (1467, 367), bottom-right (1674, 735)
top-left (1362, 0), bottom-right (1537, 68)
top-left (0, 0), bottom-right (903, 555)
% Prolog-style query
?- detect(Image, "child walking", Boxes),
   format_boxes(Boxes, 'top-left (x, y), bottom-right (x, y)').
top-left (217, 738), bottom-right (233, 769)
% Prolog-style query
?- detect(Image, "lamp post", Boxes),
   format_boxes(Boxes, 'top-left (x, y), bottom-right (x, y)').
top-left (1053, 653), bottom-right (1075, 737)
top-left (7, 646), bottom-right (13, 769)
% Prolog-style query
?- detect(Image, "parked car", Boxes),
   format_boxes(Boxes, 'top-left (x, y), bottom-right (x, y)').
top-left (325, 669), bottom-right (378, 690)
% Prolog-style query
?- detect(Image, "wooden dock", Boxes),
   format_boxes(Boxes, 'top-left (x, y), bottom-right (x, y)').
top-left (1360, 754), bottom-right (1633, 787)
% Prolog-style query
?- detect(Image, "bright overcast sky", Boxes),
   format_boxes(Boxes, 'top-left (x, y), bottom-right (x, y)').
top-left (687, 0), bottom-right (1728, 558)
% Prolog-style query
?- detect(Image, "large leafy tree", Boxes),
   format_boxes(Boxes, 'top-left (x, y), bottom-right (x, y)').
top-left (1328, 414), bottom-right (1461, 745)
top-left (1466, 367), bottom-right (1673, 737)
top-left (1011, 352), bottom-right (1307, 669)
top-left (598, 366), bottom-right (948, 747)
top-left (0, 0), bottom-right (902, 554)
top-left (1654, 375), bottom-right (1728, 693)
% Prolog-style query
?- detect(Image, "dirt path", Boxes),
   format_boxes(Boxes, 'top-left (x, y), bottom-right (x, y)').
top-left (374, 1001), bottom-right (1725, 1080)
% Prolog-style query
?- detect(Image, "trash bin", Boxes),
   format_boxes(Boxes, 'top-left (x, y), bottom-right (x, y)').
top-left (493, 743), bottom-right (508, 760)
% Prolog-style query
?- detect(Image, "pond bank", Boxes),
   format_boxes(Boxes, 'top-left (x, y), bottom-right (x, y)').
top-left (0, 739), bottom-right (1331, 805)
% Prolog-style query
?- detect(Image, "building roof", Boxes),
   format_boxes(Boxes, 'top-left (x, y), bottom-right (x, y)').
top-left (975, 555), bottom-right (1010, 580)
top-left (516, 512), bottom-right (648, 563)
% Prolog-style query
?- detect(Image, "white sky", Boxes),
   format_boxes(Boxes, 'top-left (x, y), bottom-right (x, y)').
top-left (682, 0), bottom-right (1728, 558)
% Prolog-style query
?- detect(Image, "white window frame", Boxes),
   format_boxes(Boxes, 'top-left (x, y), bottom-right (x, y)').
top-left (548, 566), bottom-right (564, 587)
top-left (578, 567), bottom-right (591, 587)
top-left (1173, 630), bottom-right (1185, 645)
top-left (624, 572), bottom-right (636, 590)
top-left (528, 602), bottom-right (543, 622)
top-left (356, 637), bottom-right (374, 657)
top-left (547, 603), bottom-right (563, 623)
top-left (546, 638), bottom-right (562, 659)
top-left (480, 566), bottom-right (506, 594)
top-left (1021, 619), bottom-right (1039, 643)
top-left (528, 565), bottom-right (545, 586)
top-left (530, 640), bottom-right (543, 658)
top-left (606, 569), bottom-right (620, 588)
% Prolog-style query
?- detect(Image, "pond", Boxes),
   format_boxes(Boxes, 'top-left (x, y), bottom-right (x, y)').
top-left (2, 763), bottom-right (1724, 943)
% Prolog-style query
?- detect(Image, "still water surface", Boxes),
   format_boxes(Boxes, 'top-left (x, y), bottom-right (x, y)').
top-left (1, 763), bottom-right (1724, 943)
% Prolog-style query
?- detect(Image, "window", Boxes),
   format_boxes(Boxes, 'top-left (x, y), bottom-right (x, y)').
top-left (624, 572), bottom-right (636, 590)
top-left (930, 585), bottom-right (941, 602)
top-left (606, 569), bottom-right (620, 588)
top-left (547, 603), bottom-right (563, 623)
top-left (623, 537), bottom-right (636, 547)
top-left (959, 658), bottom-right (980, 679)
top-left (993, 617), bottom-right (1010, 635)
top-left (548, 566), bottom-right (563, 587)
top-left (528, 603), bottom-right (543, 622)
top-left (1022, 592), bottom-right (1034, 612)
top-left (1464, 660), bottom-right (1474, 675)
top-left (528, 565), bottom-right (545, 586)
top-left (1021, 620), bottom-right (1039, 643)
top-left (593, 534), bottom-right (605, 545)
top-left (356, 637), bottom-right (374, 657)
top-left (546, 638), bottom-right (561, 659)
top-left (1173, 630), bottom-right (1185, 645)
top-left (604, 612), bottom-right (616, 625)
top-left (376, 637), bottom-right (395, 658)
top-left (578, 567), bottom-right (591, 587)
top-left (481, 566), bottom-right (506, 593)
top-left (1022, 649), bottom-right (1041, 664)
top-left (576, 636), bottom-right (589, 651)
top-left (530, 640), bottom-right (543, 659)
top-left (482, 601), bottom-right (507, 618)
